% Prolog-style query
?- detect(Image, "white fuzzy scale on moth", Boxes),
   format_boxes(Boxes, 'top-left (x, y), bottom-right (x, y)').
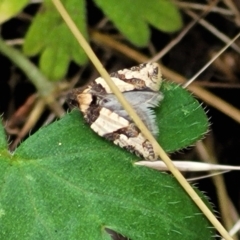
top-left (68, 62), bottom-right (163, 161)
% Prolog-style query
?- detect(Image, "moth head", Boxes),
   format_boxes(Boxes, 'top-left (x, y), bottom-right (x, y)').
top-left (146, 63), bottom-right (161, 80)
top-left (66, 89), bottom-right (80, 108)
top-left (137, 62), bottom-right (162, 91)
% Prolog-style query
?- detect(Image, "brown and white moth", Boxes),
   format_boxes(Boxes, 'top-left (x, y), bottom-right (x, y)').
top-left (67, 62), bottom-right (163, 161)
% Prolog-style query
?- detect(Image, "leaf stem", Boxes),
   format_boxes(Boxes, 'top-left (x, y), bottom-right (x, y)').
top-left (0, 38), bottom-right (54, 97)
top-left (0, 38), bottom-right (65, 116)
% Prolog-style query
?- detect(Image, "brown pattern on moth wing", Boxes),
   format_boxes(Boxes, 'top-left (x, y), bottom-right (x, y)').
top-left (90, 107), bottom-right (129, 137)
top-left (95, 75), bottom-right (136, 93)
top-left (67, 86), bottom-right (101, 125)
top-left (69, 86), bottom-right (94, 114)
top-left (90, 81), bottom-right (107, 94)
top-left (103, 123), bottom-right (138, 144)
top-left (125, 139), bottom-right (156, 160)
top-left (84, 105), bottom-right (102, 125)
top-left (104, 123), bottom-right (157, 160)
top-left (125, 145), bottom-right (137, 155)
top-left (113, 131), bottom-right (157, 160)
top-left (95, 62), bottom-right (162, 93)
top-left (110, 72), bottom-right (147, 90)
top-left (71, 82), bottom-right (107, 120)
top-left (116, 62), bottom-right (162, 91)
top-left (142, 140), bottom-right (156, 161)
top-left (67, 88), bottom-right (85, 109)
top-left (124, 144), bottom-right (147, 159)
top-left (104, 132), bottom-right (119, 141)
top-left (104, 123), bottom-right (139, 140)
top-left (117, 123), bottom-right (139, 138)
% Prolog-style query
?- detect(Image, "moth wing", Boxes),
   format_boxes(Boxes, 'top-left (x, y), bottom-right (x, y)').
top-left (98, 91), bottom-right (163, 136)
top-left (90, 107), bottom-right (130, 137)
top-left (89, 106), bottom-right (157, 160)
top-left (113, 131), bottom-right (157, 161)
top-left (95, 63), bottom-right (162, 93)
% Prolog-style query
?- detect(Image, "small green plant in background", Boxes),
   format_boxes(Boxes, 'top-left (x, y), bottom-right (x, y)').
top-left (0, 0), bottom-right (182, 80)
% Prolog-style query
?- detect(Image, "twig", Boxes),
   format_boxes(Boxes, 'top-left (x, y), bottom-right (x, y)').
top-left (150, 0), bottom-right (219, 62)
top-left (185, 10), bottom-right (240, 54)
top-left (176, 1), bottom-right (234, 16)
top-left (183, 32), bottom-right (240, 88)
top-left (10, 99), bottom-right (45, 150)
top-left (196, 141), bottom-right (238, 235)
top-left (0, 38), bottom-right (65, 117)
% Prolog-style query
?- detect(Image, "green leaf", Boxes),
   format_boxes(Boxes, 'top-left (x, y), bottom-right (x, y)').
top-left (158, 82), bottom-right (208, 152)
top-left (23, 0), bottom-right (88, 81)
top-left (23, 0), bottom-right (181, 79)
top-left (39, 46), bottom-right (69, 81)
top-left (143, 0), bottom-right (183, 32)
top-left (94, 0), bottom-right (182, 46)
top-left (0, 0), bottom-right (29, 24)
top-left (0, 83), bottom-right (213, 239)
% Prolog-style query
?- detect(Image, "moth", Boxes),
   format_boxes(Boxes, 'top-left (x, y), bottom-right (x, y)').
top-left (67, 62), bottom-right (163, 161)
